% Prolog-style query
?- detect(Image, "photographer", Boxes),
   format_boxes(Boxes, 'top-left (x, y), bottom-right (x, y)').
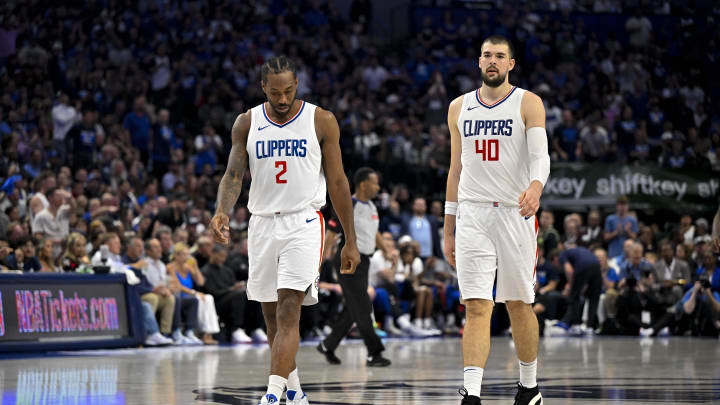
top-left (678, 276), bottom-right (720, 337)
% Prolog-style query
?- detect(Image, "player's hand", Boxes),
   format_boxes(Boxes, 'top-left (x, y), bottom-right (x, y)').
top-left (443, 233), bottom-right (456, 268)
top-left (518, 182), bottom-right (542, 218)
top-left (339, 242), bottom-right (360, 275)
top-left (210, 213), bottom-right (230, 245)
top-left (713, 237), bottom-right (720, 253)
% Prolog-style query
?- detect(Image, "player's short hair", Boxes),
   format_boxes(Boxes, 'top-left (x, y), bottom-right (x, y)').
top-left (261, 55), bottom-right (297, 84)
top-left (353, 167), bottom-right (376, 188)
top-left (481, 35), bottom-right (515, 59)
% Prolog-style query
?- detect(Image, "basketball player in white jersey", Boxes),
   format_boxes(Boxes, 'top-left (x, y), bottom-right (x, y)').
top-left (443, 36), bottom-right (550, 405)
top-left (210, 56), bottom-right (360, 405)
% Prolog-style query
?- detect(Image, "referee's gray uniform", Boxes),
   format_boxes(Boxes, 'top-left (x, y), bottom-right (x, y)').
top-left (322, 198), bottom-right (385, 356)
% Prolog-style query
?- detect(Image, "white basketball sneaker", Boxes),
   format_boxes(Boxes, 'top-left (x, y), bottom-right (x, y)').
top-left (259, 393), bottom-right (280, 404)
top-left (286, 390), bottom-right (310, 405)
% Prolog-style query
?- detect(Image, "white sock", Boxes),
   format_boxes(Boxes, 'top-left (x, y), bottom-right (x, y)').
top-left (519, 359), bottom-right (537, 388)
top-left (463, 366), bottom-right (484, 397)
top-left (266, 375), bottom-right (286, 400)
top-left (287, 368), bottom-right (302, 393)
top-left (423, 318), bottom-right (432, 329)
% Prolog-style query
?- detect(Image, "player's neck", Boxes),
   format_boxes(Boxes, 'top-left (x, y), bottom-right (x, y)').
top-left (265, 99), bottom-right (302, 124)
top-left (479, 82), bottom-right (513, 103)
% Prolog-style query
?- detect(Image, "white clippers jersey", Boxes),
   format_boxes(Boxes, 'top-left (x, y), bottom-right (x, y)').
top-left (246, 101), bottom-right (326, 215)
top-left (457, 86), bottom-right (529, 206)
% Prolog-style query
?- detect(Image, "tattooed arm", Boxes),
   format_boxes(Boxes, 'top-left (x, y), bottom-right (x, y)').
top-left (210, 111), bottom-right (250, 244)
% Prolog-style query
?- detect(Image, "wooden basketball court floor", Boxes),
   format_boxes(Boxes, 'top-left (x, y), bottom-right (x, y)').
top-left (1, 336), bottom-right (719, 404)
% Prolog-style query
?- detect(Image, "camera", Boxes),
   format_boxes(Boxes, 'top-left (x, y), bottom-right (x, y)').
top-left (699, 279), bottom-right (711, 289)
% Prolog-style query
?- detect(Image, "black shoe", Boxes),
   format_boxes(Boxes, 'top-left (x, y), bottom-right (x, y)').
top-left (458, 388), bottom-right (481, 404)
top-left (366, 354), bottom-right (391, 367)
top-left (513, 382), bottom-right (542, 405)
top-left (316, 342), bottom-right (341, 365)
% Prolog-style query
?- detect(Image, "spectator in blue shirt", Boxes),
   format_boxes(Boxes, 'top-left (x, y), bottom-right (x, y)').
top-left (123, 96), bottom-right (152, 164)
top-left (679, 280), bottom-right (720, 337)
top-left (402, 197), bottom-right (440, 260)
top-left (621, 242), bottom-right (654, 281)
top-left (152, 109), bottom-right (178, 180)
top-left (604, 195), bottom-right (638, 258)
top-left (552, 110), bottom-right (580, 161)
top-left (694, 251), bottom-right (720, 291)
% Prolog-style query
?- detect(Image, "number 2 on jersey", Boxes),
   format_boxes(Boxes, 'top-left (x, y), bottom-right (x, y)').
top-left (275, 161), bottom-right (288, 184)
top-left (475, 139), bottom-right (499, 161)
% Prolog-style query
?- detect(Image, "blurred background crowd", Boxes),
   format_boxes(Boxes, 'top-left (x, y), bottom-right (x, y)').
top-left (0, 0), bottom-right (719, 346)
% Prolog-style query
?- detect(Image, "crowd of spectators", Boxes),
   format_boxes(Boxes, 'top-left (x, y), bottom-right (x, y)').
top-left (0, 0), bottom-right (719, 345)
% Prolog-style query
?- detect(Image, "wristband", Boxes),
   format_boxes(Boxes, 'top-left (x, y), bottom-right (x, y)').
top-left (445, 201), bottom-right (458, 216)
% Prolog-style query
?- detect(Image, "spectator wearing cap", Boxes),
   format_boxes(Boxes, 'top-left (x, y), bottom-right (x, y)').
top-left (604, 195), bottom-right (638, 258)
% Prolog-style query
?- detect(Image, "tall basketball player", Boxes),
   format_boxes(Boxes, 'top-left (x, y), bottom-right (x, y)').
top-left (443, 36), bottom-right (550, 405)
top-left (210, 56), bottom-right (361, 405)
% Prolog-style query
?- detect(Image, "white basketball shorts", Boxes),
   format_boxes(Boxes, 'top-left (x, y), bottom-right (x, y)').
top-left (247, 208), bottom-right (324, 306)
top-left (455, 201), bottom-right (539, 304)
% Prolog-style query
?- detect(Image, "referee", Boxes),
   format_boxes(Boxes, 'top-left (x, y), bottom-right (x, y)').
top-left (317, 167), bottom-right (391, 367)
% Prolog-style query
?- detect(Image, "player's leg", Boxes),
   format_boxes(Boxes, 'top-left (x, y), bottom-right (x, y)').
top-left (455, 204), bottom-right (497, 403)
top-left (462, 298), bottom-right (493, 391)
top-left (505, 300), bottom-right (539, 372)
top-left (495, 211), bottom-right (542, 404)
top-left (273, 209), bottom-right (325, 404)
top-left (261, 302), bottom-right (278, 348)
top-left (247, 215), bottom-right (287, 404)
top-left (270, 289), bottom-right (305, 376)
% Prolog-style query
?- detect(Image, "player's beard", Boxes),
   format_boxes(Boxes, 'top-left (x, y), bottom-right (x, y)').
top-left (481, 69), bottom-right (506, 88)
top-left (267, 95), bottom-right (297, 119)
